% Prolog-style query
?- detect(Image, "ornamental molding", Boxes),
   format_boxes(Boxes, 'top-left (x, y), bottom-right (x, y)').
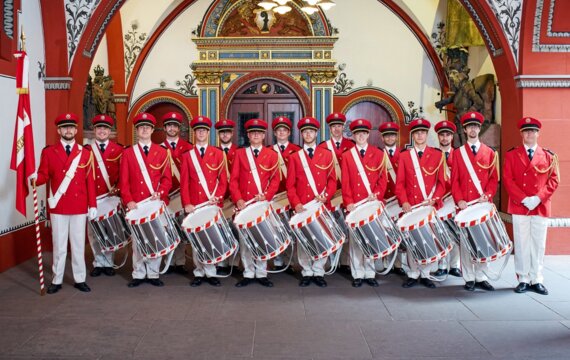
top-left (485, 0), bottom-right (523, 67)
top-left (193, 36), bottom-right (338, 48)
top-left (138, 96), bottom-right (193, 122)
top-left (65, 0), bottom-right (102, 67)
top-left (546, 0), bottom-right (570, 37)
top-left (194, 70), bottom-right (223, 85)
top-left (3, 0), bottom-right (14, 39)
top-left (44, 77), bottom-right (73, 90)
top-left (532, 0), bottom-right (570, 52)
top-left (82, 0), bottom-right (126, 58)
top-left (113, 94), bottom-right (129, 103)
top-left (515, 74), bottom-right (570, 88)
top-left (307, 69), bottom-right (337, 85)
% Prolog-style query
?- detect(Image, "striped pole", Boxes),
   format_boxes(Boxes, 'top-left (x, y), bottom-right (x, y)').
top-left (32, 185), bottom-right (46, 296)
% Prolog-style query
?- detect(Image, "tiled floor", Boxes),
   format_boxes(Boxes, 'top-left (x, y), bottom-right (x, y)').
top-left (1, 253), bottom-right (569, 360)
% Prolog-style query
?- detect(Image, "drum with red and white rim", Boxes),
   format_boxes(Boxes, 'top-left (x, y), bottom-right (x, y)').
top-left (385, 197), bottom-right (403, 221)
top-left (271, 191), bottom-right (294, 238)
top-left (436, 194), bottom-right (461, 244)
top-left (125, 199), bottom-right (181, 260)
top-left (233, 201), bottom-right (292, 261)
top-left (397, 205), bottom-right (453, 265)
top-left (89, 196), bottom-right (131, 252)
top-left (454, 202), bottom-right (512, 263)
top-left (167, 192), bottom-right (191, 243)
top-left (330, 191), bottom-right (348, 235)
top-left (289, 200), bottom-right (345, 261)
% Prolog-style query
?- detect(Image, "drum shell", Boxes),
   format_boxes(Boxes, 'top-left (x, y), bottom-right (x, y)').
top-left (90, 196), bottom-right (131, 252)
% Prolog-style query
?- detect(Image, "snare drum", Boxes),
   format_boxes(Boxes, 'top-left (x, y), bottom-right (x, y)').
top-left (89, 196), bottom-right (131, 252)
top-left (436, 195), bottom-right (461, 244)
top-left (233, 201), bottom-right (292, 261)
top-left (125, 200), bottom-right (181, 259)
top-left (289, 201), bottom-right (345, 260)
top-left (221, 198), bottom-right (235, 219)
top-left (385, 198), bottom-right (403, 221)
top-left (271, 192), bottom-right (294, 237)
top-left (167, 193), bottom-right (191, 243)
top-left (330, 191), bottom-right (348, 235)
top-left (182, 205), bottom-right (238, 265)
top-left (454, 202), bottom-right (512, 263)
top-left (397, 205), bottom-right (453, 265)
top-left (345, 200), bottom-right (402, 260)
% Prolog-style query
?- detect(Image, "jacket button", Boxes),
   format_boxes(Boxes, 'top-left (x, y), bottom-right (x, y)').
top-left (523, 184), bottom-right (526, 187)
top-left (524, 173), bottom-right (527, 176)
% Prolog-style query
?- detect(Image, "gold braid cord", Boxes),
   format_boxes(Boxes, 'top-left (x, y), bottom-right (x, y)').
top-left (77, 151), bottom-right (95, 179)
top-left (422, 152), bottom-right (445, 177)
top-left (222, 152), bottom-right (230, 180)
top-left (106, 153), bottom-right (123, 162)
top-left (206, 160), bottom-right (224, 172)
top-left (534, 153), bottom-right (560, 180)
top-left (150, 150), bottom-right (171, 174)
top-left (315, 157), bottom-right (333, 170)
top-left (365, 152), bottom-right (387, 172)
top-left (259, 160), bottom-right (279, 172)
top-left (477, 151), bottom-right (500, 181)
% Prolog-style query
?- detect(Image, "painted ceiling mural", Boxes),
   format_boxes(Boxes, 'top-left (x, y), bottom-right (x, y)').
top-left (65, 0), bottom-right (102, 68)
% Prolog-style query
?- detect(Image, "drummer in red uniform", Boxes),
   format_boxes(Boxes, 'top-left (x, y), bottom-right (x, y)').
top-left (161, 112), bottom-right (193, 274)
top-left (379, 121), bottom-right (406, 276)
top-left (85, 115), bottom-right (124, 278)
top-left (504, 117), bottom-right (559, 295)
top-left (180, 116), bottom-right (227, 287)
top-left (34, 113), bottom-right (97, 294)
top-left (395, 119), bottom-right (446, 289)
top-left (341, 119), bottom-right (388, 288)
top-left (120, 113), bottom-right (172, 288)
top-left (433, 120), bottom-right (462, 278)
top-left (286, 117), bottom-right (336, 287)
top-left (229, 119), bottom-right (280, 287)
top-left (451, 112), bottom-right (498, 291)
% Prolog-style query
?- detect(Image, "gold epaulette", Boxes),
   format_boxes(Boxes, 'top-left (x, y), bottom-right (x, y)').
top-left (477, 151), bottom-right (500, 180)
top-left (534, 152), bottom-right (560, 180)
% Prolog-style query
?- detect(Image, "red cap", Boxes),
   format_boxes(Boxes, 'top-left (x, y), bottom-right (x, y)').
top-left (55, 113), bottom-right (79, 127)
top-left (190, 116), bottom-right (212, 130)
top-left (409, 118), bottom-right (431, 133)
top-left (349, 119), bottom-right (371, 133)
top-left (518, 116), bottom-right (542, 131)
top-left (326, 112), bottom-right (346, 126)
top-left (133, 113), bottom-right (156, 127)
top-left (460, 111), bottom-right (484, 127)
top-left (434, 120), bottom-right (456, 134)
top-left (162, 111), bottom-right (184, 126)
top-left (272, 116), bottom-right (292, 131)
top-left (215, 119), bottom-right (236, 131)
top-left (245, 119), bottom-right (268, 132)
top-left (92, 114), bottom-right (114, 128)
top-left (298, 117), bottom-right (320, 131)
top-left (379, 122), bottom-right (400, 135)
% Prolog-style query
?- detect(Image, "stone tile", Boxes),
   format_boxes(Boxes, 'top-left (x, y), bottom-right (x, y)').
top-left (219, 288), bottom-right (305, 321)
top-left (0, 318), bottom-right (43, 354)
top-left (254, 319), bottom-right (372, 359)
top-left (361, 320), bottom-right (488, 358)
top-left (461, 320), bottom-right (570, 358)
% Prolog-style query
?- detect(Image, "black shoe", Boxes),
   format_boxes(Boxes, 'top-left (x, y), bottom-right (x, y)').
top-left (420, 278), bottom-right (436, 289)
top-left (166, 266), bottom-right (175, 274)
top-left (273, 265), bottom-right (286, 271)
top-left (531, 283), bottom-right (549, 295)
top-left (258, 277), bottom-right (274, 287)
top-left (313, 276), bottom-right (327, 288)
top-left (464, 281), bottom-right (476, 291)
top-left (147, 278), bottom-right (164, 287)
top-left (365, 278), bottom-right (379, 287)
top-left (402, 277), bottom-right (418, 288)
top-left (190, 277), bottom-right (204, 287)
top-left (127, 278), bottom-right (144, 288)
top-left (74, 282), bottom-right (91, 292)
top-left (207, 277), bottom-right (221, 287)
top-left (514, 282), bottom-right (530, 293)
top-left (235, 278), bottom-right (253, 287)
top-left (339, 265), bottom-right (351, 274)
top-left (449, 268), bottom-right (462, 277)
top-left (475, 281), bottom-right (495, 291)
top-left (391, 267), bottom-right (407, 276)
top-left (46, 283), bottom-right (62, 294)
top-left (299, 276), bottom-right (311, 287)
top-left (174, 265), bottom-right (187, 275)
top-left (352, 278), bottom-right (363, 288)
top-left (217, 266), bottom-right (230, 275)
top-left (90, 267), bottom-right (103, 277)
top-left (103, 267), bottom-right (115, 276)
top-left (433, 269), bottom-right (447, 277)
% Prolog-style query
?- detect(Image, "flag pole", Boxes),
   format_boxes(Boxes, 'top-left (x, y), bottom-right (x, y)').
top-left (32, 183), bottom-right (46, 296)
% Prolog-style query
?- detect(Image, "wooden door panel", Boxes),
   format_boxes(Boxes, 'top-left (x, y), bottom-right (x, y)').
top-left (266, 103), bottom-right (301, 145)
top-left (230, 102), bottom-right (264, 147)
top-left (345, 102), bottom-right (393, 148)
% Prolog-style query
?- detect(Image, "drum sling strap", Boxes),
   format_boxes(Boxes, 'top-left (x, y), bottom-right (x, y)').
top-left (273, 144), bottom-right (288, 179)
top-left (246, 147), bottom-right (264, 195)
top-left (91, 142), bottom-right (112, 192)
top-left (298, 150), bottom-right (320, 197)
top-left (459, 145), bottom-right (484, 197)
top-left (410, 148), bottom-right (436, 201)
top-left (164, 142), bottom-right (181, 183)
top-left (133, 144), bottom-right (156, 195)
top-left (48, 145), bottom-right (83, 209)
top-left (387, 157), bottom-right (397, 184)
top-left (189, 147), bottom-right (219, 200)
top-left (326, 140), bottom-right (342, 181)
top-left (350, 147), bottom-right (373, 196)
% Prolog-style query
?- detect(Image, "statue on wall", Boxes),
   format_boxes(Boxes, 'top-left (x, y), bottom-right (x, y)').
top-left (83, 65), bottom-right (116, 131)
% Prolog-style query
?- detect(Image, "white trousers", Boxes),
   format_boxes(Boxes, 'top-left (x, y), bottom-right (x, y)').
top-left (394, 250), bottom-right (406, 269)
top-left (191, 248), bottom-right (217, 278)
top-left (349, 235), bottom-right (375, 279)
top-left (459, 243), bottom-right (488, 282)
top-left (87, 224), bottom-right (114, 268)
top-left (438, 245), bottom-right (460, 270)
top-left (50, 214), bottom-right (87, 284)
top-left (132, 243), bottom-right (161, 279)
top-left (172, 243), bottom-right (187, 266)
top-left (513, 214), bottom-right (548, 285)
top-left (406, 257), bottom-right (434, 279)
top-left (297, 246), bottom-right (326, 277)
top-left (239, 236), bottom-right (267, 278)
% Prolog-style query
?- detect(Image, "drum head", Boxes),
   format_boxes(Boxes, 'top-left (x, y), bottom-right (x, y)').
top-left (168, 193), bottom-right (183, 213)
top-left (345, 201), bottom-right (382, 225)
top-left (182, 205), bottom-right (220, 230)
top-left (96, 196), bottom-right (120, 217)
top-left (385, 199), bottom-right (402, 220)
top-left (455, 202), bottom-right (494, 225)
top-left (271, 192), bottom-right (290, 211)
top-left (397, 205), bottom-right (434, 228)
top-left (289, 201), bottom-right (322, 227)
top-left (330, 189), bottom-right (343, 209)
top-left (234, 201), bottom-right (269, 226)
top-left (125, 200), bottom-right (163, 222)
top-left (437, 196), bottom-right (456, 219)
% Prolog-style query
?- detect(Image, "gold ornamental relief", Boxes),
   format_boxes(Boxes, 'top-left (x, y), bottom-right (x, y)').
top-left (308, 69), bottom-right (338, 84)
top-left (194, 70), bottom-right (223, 85)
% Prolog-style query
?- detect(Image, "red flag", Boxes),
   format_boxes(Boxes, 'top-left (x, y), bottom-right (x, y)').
top-left (10, 50), bottom-right (36, 217)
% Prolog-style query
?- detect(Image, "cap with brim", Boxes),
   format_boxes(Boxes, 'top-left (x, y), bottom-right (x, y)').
top-left (55, 113), bottom-right (79, 127)
top-left (518, 116), bottom-right (541, 131)
top-left (298, 117), bottom-right (320, 131)
top-left (245, 119), bottom-right (268, 132)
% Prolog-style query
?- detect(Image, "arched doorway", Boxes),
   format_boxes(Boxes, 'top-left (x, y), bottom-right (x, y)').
top-left (228, 79), bottom-right (304, 147)
top-left (345, 101), bottom-right (394, 148)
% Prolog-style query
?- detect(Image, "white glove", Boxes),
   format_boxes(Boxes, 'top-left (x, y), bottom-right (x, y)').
top-left (88, 207), bottom-right (98, 220)
top-left (521, 197), bottom-right (531, 209)
top-left (526, 196), bottom-right (541, 211)
top-left (29, 173), bottom-right (37, 181)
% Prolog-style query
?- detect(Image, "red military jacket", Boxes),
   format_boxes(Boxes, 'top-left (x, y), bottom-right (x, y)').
top-left (36, 142), bottom-right (97, 215)
top-left (318, 137), bottom-right (355, 187)
top-left (273, 142), bottom-right (301, 194)
top-left (451, 143), bottom-right (498, 203)
top-left (219, 143), bottom-right (238, 200)
top-left (503, 145), bottom-right (559, 217)
top-left (85, 141), bottom-right (124, 197)
top-left (395, 147), bottom-right (446, 207)
top-left (180, 146), bottom-right (227, 207)
top-left (120, 143), bottom-right (172, 204)
top-left (341, 146), bottom-right (388, 207)
top-left (286, 146), bottom-right (336, 209)
top-left (162, 138), bottom-right (193, 191)
top-left (384, 147), bottom-right (401, 200)
top-left (229, 146), bottom-right (280, 203)
top-left (442, 147), bottom-right (455, 194)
